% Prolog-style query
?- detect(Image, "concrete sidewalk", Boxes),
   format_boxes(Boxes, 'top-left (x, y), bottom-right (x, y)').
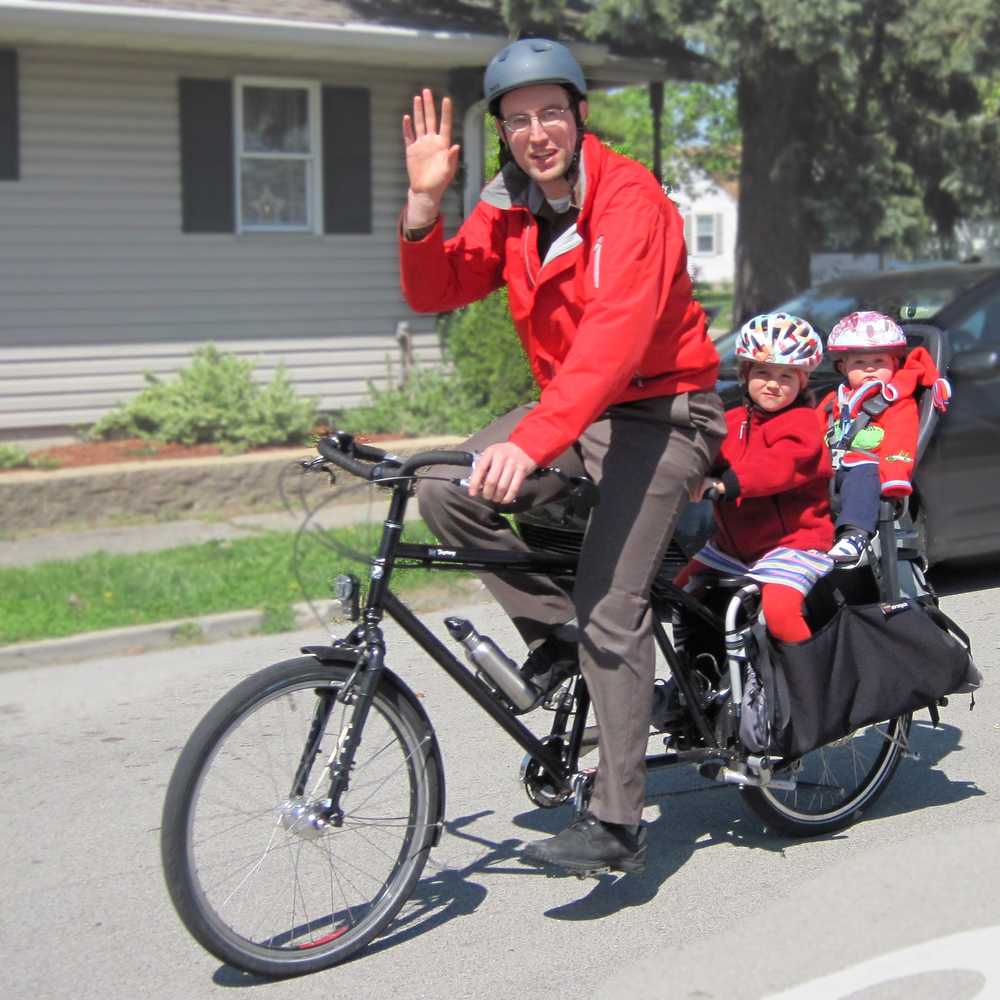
top-left (0, 435), bottom-right (468, 670)
top-left (0, 497), bottom-right (415, 568)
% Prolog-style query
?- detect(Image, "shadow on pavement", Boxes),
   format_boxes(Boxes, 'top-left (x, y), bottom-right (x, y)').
top-left (209, 717), bottom-right (983, 983)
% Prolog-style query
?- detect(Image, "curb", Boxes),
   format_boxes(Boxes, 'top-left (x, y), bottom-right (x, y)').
top-left (0, 601), bottom-right (338, 672)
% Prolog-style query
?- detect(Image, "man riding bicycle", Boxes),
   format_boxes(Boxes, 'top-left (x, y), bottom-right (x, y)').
top-left (399, 38), bottom-right (725, 875)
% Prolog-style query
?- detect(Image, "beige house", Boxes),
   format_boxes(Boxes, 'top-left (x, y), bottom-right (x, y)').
top-left (0, 0), bottom-right (666, 446)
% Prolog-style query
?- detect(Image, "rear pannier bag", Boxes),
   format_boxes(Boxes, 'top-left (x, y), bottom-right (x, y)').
top-left (741, 597), bottom-right (980, 760)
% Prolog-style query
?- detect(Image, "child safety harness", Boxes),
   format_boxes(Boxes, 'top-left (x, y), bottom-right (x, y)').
top-left (824, 381), bottom-right (894, 470)
top-left (824, 376), bottom-right (952, 469)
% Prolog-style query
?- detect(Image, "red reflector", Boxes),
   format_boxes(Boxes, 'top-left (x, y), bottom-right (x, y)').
top-left (298, 926), bottom-right (348, 949)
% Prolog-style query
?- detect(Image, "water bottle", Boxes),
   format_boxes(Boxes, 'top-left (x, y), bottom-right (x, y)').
top-left (444, 617), bottom-right (538, 712)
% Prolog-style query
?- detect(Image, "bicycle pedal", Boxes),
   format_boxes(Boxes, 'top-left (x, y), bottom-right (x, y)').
top-left (570, 865), bottom-right (611, 879)
top-left (542, 679), bottom-right (575, 711)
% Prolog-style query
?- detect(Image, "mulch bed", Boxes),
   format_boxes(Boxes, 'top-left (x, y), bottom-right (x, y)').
top-left (24, 438), bottom-right (224, 470)
top-left (3, 433), bottom-right (407, 473)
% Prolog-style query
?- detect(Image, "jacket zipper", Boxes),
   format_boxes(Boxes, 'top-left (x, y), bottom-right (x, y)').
top-left (524, 217), bottom-right (538, 287)
top-left (593, 235), bottom-right (603, 287)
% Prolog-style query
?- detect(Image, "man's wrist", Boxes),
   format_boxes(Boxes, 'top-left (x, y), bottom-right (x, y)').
top-left (403, 191), bottom-right (440, 237)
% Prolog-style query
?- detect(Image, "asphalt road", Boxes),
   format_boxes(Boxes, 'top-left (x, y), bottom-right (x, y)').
top-left (1, 564), bottom-right (998, 1000)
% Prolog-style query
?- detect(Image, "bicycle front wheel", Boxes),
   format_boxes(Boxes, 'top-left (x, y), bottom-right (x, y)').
top-left (742, 714), bottom-right (911, 837)
top-left (161, 656), bottom-right (442, 977)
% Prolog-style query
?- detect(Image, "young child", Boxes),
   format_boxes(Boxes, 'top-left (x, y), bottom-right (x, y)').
top-left (818, 310), bottom-right (951, 562)
top-left (674, 312), bottom-right (834, 643)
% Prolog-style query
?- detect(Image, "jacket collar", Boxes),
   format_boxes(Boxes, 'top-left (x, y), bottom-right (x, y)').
top-left (480, 133), bottom-right (595, 214)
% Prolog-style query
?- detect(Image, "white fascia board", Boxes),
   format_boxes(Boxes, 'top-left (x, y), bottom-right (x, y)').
top-left (587, 54), bottom-right (671, 87)
top-left (0, 0), bottom-right (613, 69)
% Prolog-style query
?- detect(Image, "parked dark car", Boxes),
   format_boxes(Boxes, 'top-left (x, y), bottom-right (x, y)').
top-left (517, 263), bottom-right (1000, 569)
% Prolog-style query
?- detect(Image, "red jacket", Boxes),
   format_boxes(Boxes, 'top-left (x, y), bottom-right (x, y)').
top-left (399, 134), bottom-right (720, 466)
top-left (710, 399), bottom-right (834, 563)
top-left (816, 346), bottom-right (942, 498)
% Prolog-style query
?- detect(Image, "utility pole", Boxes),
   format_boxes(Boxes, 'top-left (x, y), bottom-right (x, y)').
top-left (649, 80), bottom-right (664, 185)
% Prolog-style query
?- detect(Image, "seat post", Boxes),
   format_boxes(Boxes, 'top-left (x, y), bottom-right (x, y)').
top-left (878, 499), bottom-right (900, 601)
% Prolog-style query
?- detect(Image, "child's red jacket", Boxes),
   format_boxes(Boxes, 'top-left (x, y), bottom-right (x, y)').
top-left (710, 398), bottom-right (834, 564)
top-left (815, 346), bottom-right (941, 498)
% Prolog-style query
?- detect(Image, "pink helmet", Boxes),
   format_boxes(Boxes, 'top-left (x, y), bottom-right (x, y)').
top-left (734, 312), bottom-right (824, 370)
top-left (827, 311), bottom-right (908, 354)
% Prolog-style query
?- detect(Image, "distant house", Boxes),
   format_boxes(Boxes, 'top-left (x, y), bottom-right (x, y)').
top-left (0, 0), bottom-right (666, 446)
top-left (669, 166), bottom-right (738, 287)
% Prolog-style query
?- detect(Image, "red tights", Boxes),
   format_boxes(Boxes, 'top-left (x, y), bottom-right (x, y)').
top-left (674, 560), bottom-right (811, 643)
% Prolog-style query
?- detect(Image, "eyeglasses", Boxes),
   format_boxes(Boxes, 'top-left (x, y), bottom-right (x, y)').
top-left (500, 107), bottom-right (571, 134)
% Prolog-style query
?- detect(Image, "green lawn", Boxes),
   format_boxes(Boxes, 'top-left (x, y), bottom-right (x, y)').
top-left (0, 522), bottom-right (462, 645)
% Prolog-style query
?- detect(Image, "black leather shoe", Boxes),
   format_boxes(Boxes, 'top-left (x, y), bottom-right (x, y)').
top-left (519, 635), bottom-right (579, 712)
top-left (522, 813), bottom-right (646, 876)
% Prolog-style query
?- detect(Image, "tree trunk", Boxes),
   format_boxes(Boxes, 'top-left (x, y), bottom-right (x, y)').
top-left (732, 56), bottom-right (818, 326)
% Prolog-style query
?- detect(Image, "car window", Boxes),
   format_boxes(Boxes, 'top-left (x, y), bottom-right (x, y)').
top-left (712, 268), bottom-right (998, 373)
top-left (949, 290), bottom-right (1000, 352)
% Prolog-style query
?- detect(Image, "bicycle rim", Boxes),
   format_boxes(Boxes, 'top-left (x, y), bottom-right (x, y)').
top-left (742, 714), bottom-right (910, 837)
top-left (162, 658), bottom-right (439, 976)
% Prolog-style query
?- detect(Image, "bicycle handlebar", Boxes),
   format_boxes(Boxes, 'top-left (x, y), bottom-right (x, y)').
top-left (316, 433), bottom-right (474, 483)
top-left (314, 433), bottom-right (599, 512)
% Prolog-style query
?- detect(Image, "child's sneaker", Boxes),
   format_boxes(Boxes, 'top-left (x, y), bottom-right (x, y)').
top-left (829, 528), bottom-right (872, 564)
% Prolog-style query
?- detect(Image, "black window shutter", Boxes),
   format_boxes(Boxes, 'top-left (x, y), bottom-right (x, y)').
top-left (0, 49), bottom-right (19, 181)
top-left (179, 78), bottom-right (234, 233)
top-left (322, 86), bottom-right (372, 234)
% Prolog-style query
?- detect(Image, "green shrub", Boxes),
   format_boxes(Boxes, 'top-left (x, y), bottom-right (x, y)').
top-left (90, 344), bottom-right (318, 449)
top-left (341, 288), bottom-right (538, 438)
top-left (340, 365), bottom-right (494, 438)
top-left (0, 443), bottom-right (31, 470)
top-left (441, 287), bottom-right (537, 416)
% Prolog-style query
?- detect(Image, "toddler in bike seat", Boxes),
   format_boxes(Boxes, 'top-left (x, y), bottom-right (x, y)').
top-left (818, 311), bottom-right (951, 565)
top-left (674, 313), bottom-right (834, 643)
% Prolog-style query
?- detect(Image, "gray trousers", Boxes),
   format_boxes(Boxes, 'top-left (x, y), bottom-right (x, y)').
top-left (418, 390), bottom-right (726, 826)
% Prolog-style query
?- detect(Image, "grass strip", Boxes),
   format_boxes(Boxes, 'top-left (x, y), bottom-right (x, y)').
top-left (0, 522), bottom-right (466, 645)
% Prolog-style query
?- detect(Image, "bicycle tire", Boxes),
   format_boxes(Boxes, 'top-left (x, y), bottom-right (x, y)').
top-left (161, 656), bottom-right (442, 976)
top-left (741, 713), bottom-right (910, 837)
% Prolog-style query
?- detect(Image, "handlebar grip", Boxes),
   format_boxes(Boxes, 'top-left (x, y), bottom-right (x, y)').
top-left (703, 486), bottom-right (721, 502)
top-left (398, 450), bottom-right (475, 478)
top-left (316, 436), bottom-right (380, 481)
top-left (353, 441), bottom-right (388, 462)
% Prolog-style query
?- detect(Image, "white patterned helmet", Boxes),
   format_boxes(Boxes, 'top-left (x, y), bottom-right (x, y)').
top-left (827, 311), bottom-right (907, 354)
top-left (735, 313), bottom-right (824, 370)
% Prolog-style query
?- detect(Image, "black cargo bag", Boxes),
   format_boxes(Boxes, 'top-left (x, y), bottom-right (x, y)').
top-left (740, 597), bottom-right (979, 760)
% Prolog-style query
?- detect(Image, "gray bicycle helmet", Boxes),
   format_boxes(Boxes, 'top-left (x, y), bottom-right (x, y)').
top-left (484, 38), bottom-right (587, 117)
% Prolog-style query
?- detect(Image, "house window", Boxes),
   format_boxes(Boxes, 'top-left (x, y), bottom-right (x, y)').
top-left (696, 214), bottom-right (716, 254)
top-left (236, 78), bottom-right (321, 233)
top-left (179, 77), bottom-right (371, 235)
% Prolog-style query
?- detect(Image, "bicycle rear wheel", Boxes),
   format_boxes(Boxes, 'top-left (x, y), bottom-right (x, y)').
top-left (742, 714), bottom-right (910, 837)
top-left (161, 656), bottom-right (442, 976)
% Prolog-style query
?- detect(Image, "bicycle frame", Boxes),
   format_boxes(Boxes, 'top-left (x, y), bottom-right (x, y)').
top-left (305, 446), bottom-right (733, 822)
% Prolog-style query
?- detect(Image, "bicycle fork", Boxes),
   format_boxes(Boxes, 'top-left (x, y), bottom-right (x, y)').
top-left (284, 627), bottom-right (387, 833)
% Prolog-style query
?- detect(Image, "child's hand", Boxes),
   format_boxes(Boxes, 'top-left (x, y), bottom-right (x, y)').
top-left (692, 477), bottom-right (724, 502)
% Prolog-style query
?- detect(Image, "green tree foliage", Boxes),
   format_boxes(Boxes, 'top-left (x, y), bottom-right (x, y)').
top-left (586, 82), bottom-right (740, 187)
top-left (89, 344), bottom-right (318, 449)
top-left (508, 0), bottom-right (1000, 321)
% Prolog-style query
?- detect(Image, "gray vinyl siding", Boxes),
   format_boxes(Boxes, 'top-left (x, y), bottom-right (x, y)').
top-left (0, 44), bottom-right (464, 434)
